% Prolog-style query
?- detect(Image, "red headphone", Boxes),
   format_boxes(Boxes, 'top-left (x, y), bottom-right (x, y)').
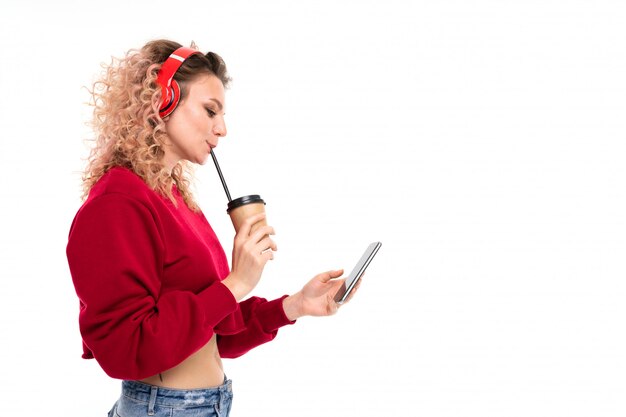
top-left (157, 47), bottom-right (203, 118)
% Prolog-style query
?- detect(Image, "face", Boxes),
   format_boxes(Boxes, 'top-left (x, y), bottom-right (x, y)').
top-left (162, 74), bottom-right (227, 171)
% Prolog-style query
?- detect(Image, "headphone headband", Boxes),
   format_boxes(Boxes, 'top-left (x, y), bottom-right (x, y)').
top-left (157, 47), bottom-right (203, 118)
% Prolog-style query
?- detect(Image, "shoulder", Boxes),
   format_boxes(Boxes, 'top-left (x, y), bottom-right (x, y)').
top-left (88, 166), bottom-right (155, 202)
top-left (73, 167), bottom-right (169, 226)
top-left (69, 168), bottom-right (165, 238)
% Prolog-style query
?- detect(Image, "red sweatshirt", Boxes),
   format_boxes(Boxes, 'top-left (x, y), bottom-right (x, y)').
top-left (66, 166), bottom-right (295, 380)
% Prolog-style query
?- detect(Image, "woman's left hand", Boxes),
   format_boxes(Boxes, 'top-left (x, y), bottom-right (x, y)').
top-left (283, 269), bottom-right (362, 321)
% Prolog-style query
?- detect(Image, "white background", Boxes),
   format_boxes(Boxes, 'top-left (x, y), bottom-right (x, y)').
top-left (1, 1), bottom-right (625, 416)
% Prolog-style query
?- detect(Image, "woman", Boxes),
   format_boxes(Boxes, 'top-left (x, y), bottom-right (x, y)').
top-left (66, 39), bottom-right (356, 417)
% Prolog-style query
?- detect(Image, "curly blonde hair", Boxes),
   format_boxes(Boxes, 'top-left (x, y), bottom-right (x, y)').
top-left (82, 39), bottom-right (231, 211)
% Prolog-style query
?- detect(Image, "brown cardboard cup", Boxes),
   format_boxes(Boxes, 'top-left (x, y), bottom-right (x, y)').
top-left (227, 195), bottom-right (267, 235)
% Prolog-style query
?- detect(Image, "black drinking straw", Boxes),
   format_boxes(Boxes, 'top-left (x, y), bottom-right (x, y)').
top-left (210, 149), bottom-right (232, 202)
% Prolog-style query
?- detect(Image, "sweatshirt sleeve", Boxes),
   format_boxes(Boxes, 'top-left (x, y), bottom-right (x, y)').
top-left (66, 193), bottom-right (238, 380)
top-left (217, 295), bottom-right (296, 358)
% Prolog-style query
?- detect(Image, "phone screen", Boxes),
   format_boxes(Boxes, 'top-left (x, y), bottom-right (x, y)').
top-left (333, 241), bottom-right (382, 304)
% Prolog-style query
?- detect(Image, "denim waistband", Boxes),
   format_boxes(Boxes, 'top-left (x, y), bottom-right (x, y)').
top-left (121, 377), bottom-right (232, 408)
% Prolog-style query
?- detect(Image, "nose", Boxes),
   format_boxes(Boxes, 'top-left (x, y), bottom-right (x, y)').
top-left (213, 115), bottom-right (227, 137)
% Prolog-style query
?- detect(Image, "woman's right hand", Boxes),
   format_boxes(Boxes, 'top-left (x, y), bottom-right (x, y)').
top-left (221, 212), bottom-right (276, 301)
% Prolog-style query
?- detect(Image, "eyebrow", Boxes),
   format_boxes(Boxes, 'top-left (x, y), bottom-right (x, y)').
top-left (205, 98), bottom-right (223, 111)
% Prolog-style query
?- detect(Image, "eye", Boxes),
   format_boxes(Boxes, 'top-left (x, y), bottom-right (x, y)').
top-left (206, 108), bottom-right (216, 118)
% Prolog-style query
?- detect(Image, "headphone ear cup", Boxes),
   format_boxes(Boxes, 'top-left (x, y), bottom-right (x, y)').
top-left (159, 80), bottom-right (181, 118)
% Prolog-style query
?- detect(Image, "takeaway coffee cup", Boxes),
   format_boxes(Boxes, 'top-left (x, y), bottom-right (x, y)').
top-left (227, 194), bottom-right (267, 235)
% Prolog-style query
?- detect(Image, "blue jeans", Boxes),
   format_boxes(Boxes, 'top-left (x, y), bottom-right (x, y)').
top-left (108, 377), bottom-right (233, 417)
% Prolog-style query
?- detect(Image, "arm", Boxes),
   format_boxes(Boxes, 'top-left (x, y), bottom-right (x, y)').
top-left (217, 269), bottom-right (355, 358)
top-left (66, 194), bottom-right (238, 380)
top-left (216, 295), bottom-right (296, 358)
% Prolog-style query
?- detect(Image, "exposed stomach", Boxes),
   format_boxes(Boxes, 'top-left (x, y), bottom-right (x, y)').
top-left (138, 334), bottom-right (224, 389)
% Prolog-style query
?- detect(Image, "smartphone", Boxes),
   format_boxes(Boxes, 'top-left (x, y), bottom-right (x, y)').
top-left (333, 241), bottom-right (382, 304)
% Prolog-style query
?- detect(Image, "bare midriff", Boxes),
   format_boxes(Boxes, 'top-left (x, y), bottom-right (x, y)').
top-left (138, 334), bottom-right (224, 389)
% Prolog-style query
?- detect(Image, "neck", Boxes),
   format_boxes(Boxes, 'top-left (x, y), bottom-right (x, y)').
top-left (165, 162), bottom-right (178, 175)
